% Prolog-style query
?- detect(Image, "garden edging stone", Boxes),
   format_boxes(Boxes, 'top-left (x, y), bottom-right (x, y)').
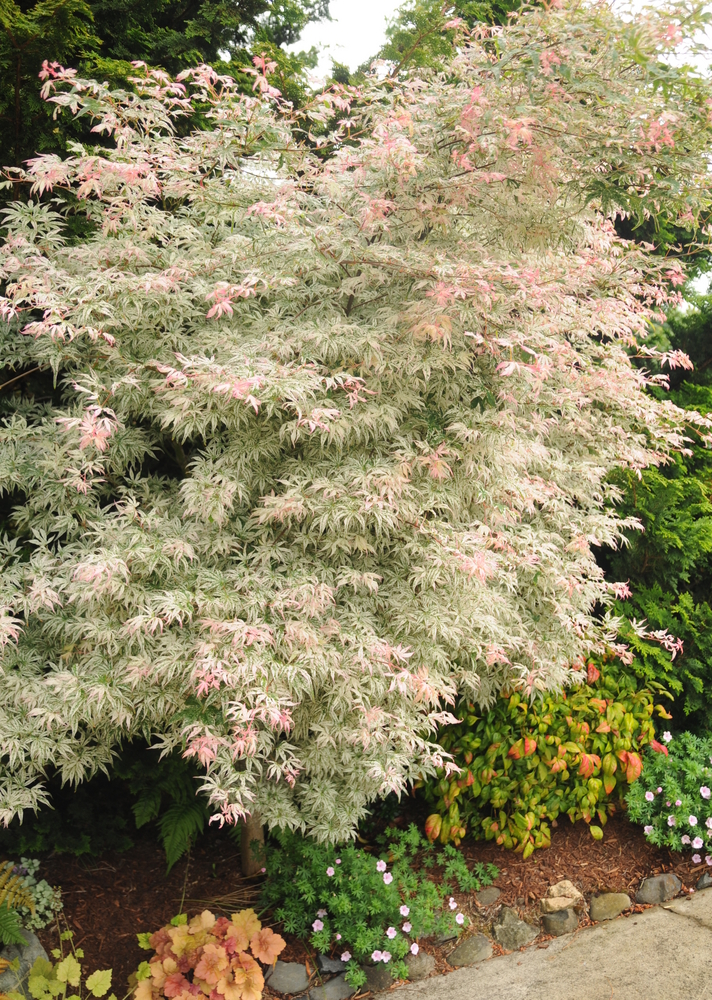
top-left (266, 961), bottom-right (310, 994)
top-left (635, 873), bottom-right (682, 904)
top-left (375, 886), bottom-right (712, 1000)
top-left (0, 930), bottom-right (48, 999)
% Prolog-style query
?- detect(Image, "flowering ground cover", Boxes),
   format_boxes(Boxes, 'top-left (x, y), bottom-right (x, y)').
top-left (29, 811), bottom-right (700, 995)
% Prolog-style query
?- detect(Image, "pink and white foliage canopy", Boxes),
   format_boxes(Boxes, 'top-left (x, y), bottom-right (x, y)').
top-left (0, 2), bottom-right (711, 838)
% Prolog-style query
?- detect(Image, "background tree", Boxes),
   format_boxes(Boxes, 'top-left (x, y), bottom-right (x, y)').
top-left (0, 2), bottom-right (711, 841)
top-left (0, 0), bottom-right (329, 165)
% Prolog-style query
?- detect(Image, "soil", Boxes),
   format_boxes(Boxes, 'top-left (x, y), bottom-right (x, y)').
top-left (32, 810), bottom-right (702, 997)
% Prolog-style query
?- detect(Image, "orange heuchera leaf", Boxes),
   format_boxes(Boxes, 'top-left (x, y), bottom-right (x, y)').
top-left (625, 752), bottom-right (642, 783)
top-left (589, 698), bottom-right (607, 714)
top-left (250, 928), bottom-right (286, 965)
top-left (595, 720), bottom-right (611, 733)
top-left (507, 740), bottom-right (522, 759)
top-left (230, 911), bottom-right (261, 952)
top-left (523, 737), bottom-right (537, 756)
top-left (587, 662), bottom-right (600, 684)
top-left (195, 943), bottom-right (229, 985)
top-left (650, 739), bottom-right (669, 756)
top-left (425, 814), bottom-right (442, 842)
top-left (236, 951), bottom-right (265, 1000)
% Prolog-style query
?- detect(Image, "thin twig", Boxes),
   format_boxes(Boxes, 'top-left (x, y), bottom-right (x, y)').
top-left (0, 366), bottom-right (42, 392)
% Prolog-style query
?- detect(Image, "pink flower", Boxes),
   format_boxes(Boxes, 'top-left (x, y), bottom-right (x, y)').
top-left (402, 922), bottom-right (412, 933)
top-left (689, 816), bottom-right (698, 827)
top-left (644, 825), bottom-right (654, 835)
top-left (682, 835), bottom-right (691, 845)
top-left (312, 919), bottom-right (324, 932)
top-left (336, 934), bottom-right (341, 941)
top-left (663, 732), bottom-right (672, 743)
top-left (693, 837), bottom-right (704, 849)
top-left (701, 787), bottom-right (711, 800)
top-left (341, 952), bottom-right (351, 963)
top-left (400, 905), bottom-right (410, 917)
top-left (381, 952), bottom-right (391, 963)
top-left (326, 867), bottom-right (335, 877)
top-left (707, 857), bottom-right (712, 867)
top-left (657, 787), bottom-right (663, 794)
top-left (317, 910), bottom-right (327, 918)
top-left (645, 791), bottom-right (654, 802)
top-left (376, 860), bottom-right (387, 872)
top-left (707, 818), bottom-right (712, 830)
top-left (449, 897), bottom-right (457, 910)
top-left (386, 927), bottom-right (397, 939)
top-left (336, 859), bottom-right (342, 864)
top-left (410, 943), bottom-right (419, 956)
top-left (675, 800), bottom-right (682, 807)
top-left (383, 872), bottom-right (393, 884)
top-left (455, 914), bottom-right (465, 925)
top-left (261, 867), bottom-right (266, 873)
top-left (668, 815), bottom-right (676, 826)
top-left (693, 854), bottom-right (702, 864)
top-left (371, 951), bottom-right (383, 963)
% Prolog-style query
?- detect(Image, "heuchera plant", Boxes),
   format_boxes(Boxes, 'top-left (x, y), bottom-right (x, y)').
top-left (12, 928), bottom-right (114, 1000)
top-left (260, 824), bottom-right (496, 987)
top-left (0, 2), bottom-right (711, 841)
top-left (422, 660), bottom-right (673, 856)
top-left (135, 910), bottom-right (285, 1000)
top-left (627, 731), bottom-right (712, 861)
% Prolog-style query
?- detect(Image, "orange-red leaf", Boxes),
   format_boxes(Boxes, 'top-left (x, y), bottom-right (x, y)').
top-left (250, 928), bottom-right (286, 965)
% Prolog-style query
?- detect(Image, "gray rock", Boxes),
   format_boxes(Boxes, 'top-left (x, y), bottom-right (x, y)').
top-left (475, 887), bottom-right (501, 907)
top-left (436, 928), bottom-right (458, 944)
top-left (492, 907), bottom-right (538, 951)
top-left (308, 974), bottom-right (355, 1000)
top-left (636, 873), bottom-right (682, 905)
top-left (541, 908), bottom-right (578, 937)
top-left (404, 952), bottom-right (436, 981)
top-left (0, 930), bottom-right (48, 998)
top-left (448, 934), bottom-right (493, 967)
top-left (589, 893), bottom-right (631, 922)
top-left (362, 964), bottom-right (393, 993)
top-left (317, 956), bottom-right (345, 975)
top-left (697, 871), bottom-right (712, 890)
top-left (267, 961), bottom-right (310, 995)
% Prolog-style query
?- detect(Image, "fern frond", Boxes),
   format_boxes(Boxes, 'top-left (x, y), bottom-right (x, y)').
top-left (158, 802), bottom-right (208, 872)
top-left (0, 863), bottom-right (34, 913)
top-left (0, 903), bottom-right (27, 946)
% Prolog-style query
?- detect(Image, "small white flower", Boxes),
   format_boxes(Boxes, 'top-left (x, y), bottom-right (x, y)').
top-left (701, 787), bottom-right (711, 800)
top-left (690, 816), bottom-right (698, 827)
top-left (341, 952), bottom-right (351, 963)
top-left (381, 952), bottom-right (391, 964)
top-left (317, 910), bottom-right (327, 918)
top-left (663, 732), bottom-right (672, 743)
top-left (449, 897), bottom-right (457, 910)
top-left (693, 837), bottom-right (704, 850)
top-left (455, 913), bottom-right (465, 925)
top-left (410, 943), bottom-right (419, 956)
top-left (402, 922), bottom-right (412, 933)
top-left (386, 927), bottom-right (397, 939)
top-left (682, 835), bottom-right (691, 845)
top-left (707, 818), bottom-right (712, 830)
top-left (313, 919), bottom-right (324, 932)
top-left (644, 825), bottom-right (654, 835)
top-left (645, 791), bottom-right (654, 802)
top-left (693, 854), bottom-right (702, 864)
top-left (336, 934), bottom-right (341, 941)
top-left (400, 905), bottom-right (410, 917)
top-left (668, 815), bottom-right (676, 827)
top-left (371, 951), bottom-right (383, 963)
top-left (383, 872), bottom-right (393, 885)
top-left (376, 860), bottom-right (387, 872)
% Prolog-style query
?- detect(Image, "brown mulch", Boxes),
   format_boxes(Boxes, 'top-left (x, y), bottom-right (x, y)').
top-left (34, 812), bottom-right (703, 996)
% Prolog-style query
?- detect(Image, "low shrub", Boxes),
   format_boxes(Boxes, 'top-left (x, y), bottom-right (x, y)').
top-left (626, 731), bottom-right (712, 859)
top-left (8, 858), bottom-right (62, 931)
top-left (260, 825), bottom-right (497, 988)
top-left (134, 910), bottom-right (285, 1000)
top-left (0, 860), bottom-right (35, 946)
top-left (420, 660), bottom-right (672, 857)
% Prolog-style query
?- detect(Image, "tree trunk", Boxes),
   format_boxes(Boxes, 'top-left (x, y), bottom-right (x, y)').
top-left (240, 812), bottom-right (265, 876)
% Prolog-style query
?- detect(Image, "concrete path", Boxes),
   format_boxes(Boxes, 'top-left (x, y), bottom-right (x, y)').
top-left (396, 889), bottom-right (712, 1000)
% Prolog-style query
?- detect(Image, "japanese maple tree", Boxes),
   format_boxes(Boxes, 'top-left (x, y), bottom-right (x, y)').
top-left (1, 2), bottom-right (711, 840)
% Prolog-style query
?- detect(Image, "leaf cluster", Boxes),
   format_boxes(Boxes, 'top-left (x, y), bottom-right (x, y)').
top-left (421, 660), bottom-right (671, 856)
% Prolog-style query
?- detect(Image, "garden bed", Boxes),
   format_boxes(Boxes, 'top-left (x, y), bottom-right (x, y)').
top-left (33, 812), bottom-right (701, 996)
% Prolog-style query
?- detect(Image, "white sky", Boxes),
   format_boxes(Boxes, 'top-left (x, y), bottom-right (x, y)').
top-left (286, 0), bottom-right (404, 80)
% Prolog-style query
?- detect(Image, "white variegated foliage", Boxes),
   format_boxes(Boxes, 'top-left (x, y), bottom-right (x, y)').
top-left (0, 2), bottom-right (711, 839)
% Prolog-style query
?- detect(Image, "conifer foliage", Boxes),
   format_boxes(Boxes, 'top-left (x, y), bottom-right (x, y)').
top-left (1, 3), bottom-right (711, 840)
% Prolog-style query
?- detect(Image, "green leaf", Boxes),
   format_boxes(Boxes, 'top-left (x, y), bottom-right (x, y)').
top-left (86, 969), bottom-right (113, 997)
top-left (136, 962), bottom-right (152, 982)
top-left (56, 956), bottom-right (81, 987)
top-left (159, 801), bottom-right (207, 872)
top-left (137, 933), bottom-right (152, 950)
top-left (170, 914), bottom-right (187, 927)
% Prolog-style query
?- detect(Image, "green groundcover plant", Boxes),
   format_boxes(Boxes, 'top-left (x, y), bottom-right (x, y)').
top-left (261, 824), bottom-right (497, 987)
top-left (627, 731), bottom-right (712, 861)
top-left (421, 659), bottom-right (673, 856)
top-left (3, 927), bottom-right (113, 1000)
top-left (8, 858), bottom-right (62, 931)
top-left (1, 1), bottom-right (711, 842)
